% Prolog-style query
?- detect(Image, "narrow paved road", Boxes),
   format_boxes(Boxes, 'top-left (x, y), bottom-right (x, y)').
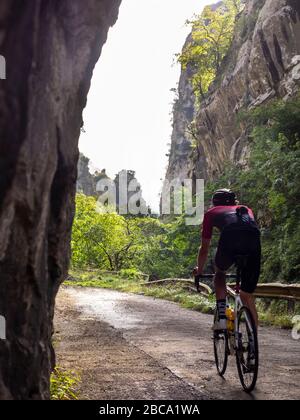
top-left (56, 287), bottom-right (300, 400)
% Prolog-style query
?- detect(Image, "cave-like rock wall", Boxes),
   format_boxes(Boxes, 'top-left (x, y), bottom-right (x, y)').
top-left (0, 0), bottom-right (121, 400)
top-left (77, 153), bottom-right (96, 196)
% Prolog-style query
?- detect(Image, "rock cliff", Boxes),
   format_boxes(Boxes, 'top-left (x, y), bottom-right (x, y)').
top-left (76, 155), bottom-right (149, 214)
top-left (165, 0), bottom-right (300, 182)
top-left (165, 35), bottom-right (196, 183)
top-left (0, 0), bottom-right (121, 399)
top-left (77, 153), bottom-right (96, 196)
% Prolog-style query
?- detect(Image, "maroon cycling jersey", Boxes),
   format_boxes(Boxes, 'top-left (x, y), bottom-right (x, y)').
top-left (202, 205), bottom-right (256, 240)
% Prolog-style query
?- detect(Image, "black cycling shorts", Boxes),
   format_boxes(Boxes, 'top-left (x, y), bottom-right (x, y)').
top-left (215, 226), bottom-right (261, 294)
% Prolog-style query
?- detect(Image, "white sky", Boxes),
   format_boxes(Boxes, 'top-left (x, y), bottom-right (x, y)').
top-left (79, 0), bottom-right (216, 212)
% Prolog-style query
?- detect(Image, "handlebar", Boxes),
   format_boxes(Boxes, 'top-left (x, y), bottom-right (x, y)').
top-left (195, 274), bottom-right (237, 279)
top-left (194, 273), bottom-right (239, 294)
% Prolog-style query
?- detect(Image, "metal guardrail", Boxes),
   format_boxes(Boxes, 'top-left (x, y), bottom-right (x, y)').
top-left (73, 268), bottom-right (149, 279)
top-left (144, 278), bottom-right (212, 296)
top-left (73, 269), bottom-right (300, 304)
top-left (228, 283), bottom-right (300, 301)
top-left (145, 278), bottom-right (300, 304)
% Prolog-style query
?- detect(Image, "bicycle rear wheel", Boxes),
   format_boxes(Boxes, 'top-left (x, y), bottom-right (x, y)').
top-left (235, 306), bottom-right (259, 393)
top-left (213, 309), bottom-right (228, 376)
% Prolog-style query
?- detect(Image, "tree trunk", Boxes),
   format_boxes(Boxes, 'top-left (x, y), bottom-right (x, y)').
top-left (0, 0), bottom-right (121, 400)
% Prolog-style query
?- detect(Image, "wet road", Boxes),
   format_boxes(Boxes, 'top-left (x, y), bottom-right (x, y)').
top-left (66, 287), bottom-right (300, 400)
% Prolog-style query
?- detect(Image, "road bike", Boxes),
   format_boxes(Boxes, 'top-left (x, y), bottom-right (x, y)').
top-left (195, 255), bottom-right (259, 393)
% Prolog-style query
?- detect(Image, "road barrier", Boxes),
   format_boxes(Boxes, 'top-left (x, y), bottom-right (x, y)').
top-left (227, 282), bottom-right (300, 300)
top-left (144, 278), bottom-right (212, 296)
top-left (145, 278), bottom-right (300, 309)
top-left (71, 270), bottom-right (299, 308)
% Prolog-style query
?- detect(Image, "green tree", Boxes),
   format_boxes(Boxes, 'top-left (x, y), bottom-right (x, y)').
top-left (71, 194), bottom-right (101, 267)
top-left (72, 194), bottom-right (143, 271)
top-left (178, 0), bottom-right (243, 105)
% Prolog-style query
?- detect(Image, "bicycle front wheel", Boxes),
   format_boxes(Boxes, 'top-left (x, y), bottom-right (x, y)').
top-left (213, 309), bottom-right (228, 376)
top-left (235, 306), bottom-right (259, 393)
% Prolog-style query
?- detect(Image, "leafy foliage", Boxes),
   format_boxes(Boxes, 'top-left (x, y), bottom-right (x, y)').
top-left (178, 0), bottom-right (243, 105)
top-left (72, 195), bottom-right (143, 271)
top-left (138, 215), bottom-right (200, 279)
top-left (50, 367), bottom-right (79, 400)
top-left (71, 195), bottom-right (200, 278)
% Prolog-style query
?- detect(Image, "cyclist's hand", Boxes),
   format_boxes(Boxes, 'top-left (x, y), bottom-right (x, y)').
top-left (193, 266), bottom-right (201, 277)
top-left (193, 267), bottom-right (201, 292)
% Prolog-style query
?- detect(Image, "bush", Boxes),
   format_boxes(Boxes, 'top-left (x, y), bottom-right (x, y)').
top-left (50, 367), bottom-right (79, 400)
top-left (119, 268), bottom-right (143, 280)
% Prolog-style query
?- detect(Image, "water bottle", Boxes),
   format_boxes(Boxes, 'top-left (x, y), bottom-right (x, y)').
top-left (226, 306), bottom-right (235, 332)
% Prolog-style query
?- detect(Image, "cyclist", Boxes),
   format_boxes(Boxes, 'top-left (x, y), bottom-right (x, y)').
top-left (194, 189), bottom-right (261, 330)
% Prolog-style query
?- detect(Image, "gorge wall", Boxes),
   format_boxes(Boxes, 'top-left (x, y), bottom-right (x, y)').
top-left (76, 154), bottom-right (149, 213)
top-left (0, 0), bottom-right (121, 399)
top-left (165, 35), bottom-right (197, 183)
top-left (165, 0), bottom-right (300, 183)
top-left (77, 153), bottom-right (98, 196)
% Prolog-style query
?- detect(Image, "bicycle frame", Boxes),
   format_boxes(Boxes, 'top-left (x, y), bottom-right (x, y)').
top-left (198, 264), bottom-right (259, 392)
top-left (229, 279), bottom-right (255, 350)
top-left (198, 272), bottom-right (255, 353)
top-left (227, 282), bottom-right (243, 353)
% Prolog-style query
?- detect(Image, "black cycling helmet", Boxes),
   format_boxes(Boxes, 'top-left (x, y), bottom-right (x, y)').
top-left (212, 188), bottom-right (236, 206)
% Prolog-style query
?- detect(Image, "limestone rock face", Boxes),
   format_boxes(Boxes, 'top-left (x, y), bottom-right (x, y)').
top-left (77, 153), bottom-right (96, 196)
top-left (165, 35), bottom-right (196, 183)
top-left (166, 0), bottom-right (300, 182)
top-left (0, 0), bottom-right (121, 399)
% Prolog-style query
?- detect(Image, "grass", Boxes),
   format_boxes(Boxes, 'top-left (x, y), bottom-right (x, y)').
top-left (256, 299), bottom-right (299, 329)
top-left (65, 268), bottom-right (298, 329)
top-left (50, 367), bottom-right (80, 400)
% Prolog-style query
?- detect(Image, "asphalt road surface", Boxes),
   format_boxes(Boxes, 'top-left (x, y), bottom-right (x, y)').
top-left (55, 287), bottom-right (300, 400)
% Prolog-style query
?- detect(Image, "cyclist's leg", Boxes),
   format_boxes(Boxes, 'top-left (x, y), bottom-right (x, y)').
top-left (240, 236), bottom-right (261, 328)
top-left (213, 268), bottom-right (227, 328)
top-left (215, 231), bottom-right (233, 300)
top-left (215, 237), bottom-right (233, 324)
top-left (240, 291), bottom-right (258, 328)
top-left (215, 268), bottom-right (226, 300)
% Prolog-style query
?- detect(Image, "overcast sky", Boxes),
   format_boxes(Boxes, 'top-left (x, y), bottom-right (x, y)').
top-left (79, 0), bottom-right (216, 212)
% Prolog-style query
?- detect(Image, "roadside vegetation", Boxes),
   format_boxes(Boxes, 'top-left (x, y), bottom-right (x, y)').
top-left (177, 0), bottom-right (243, 107)
top-left (50, 367), bottom-right (80, 400)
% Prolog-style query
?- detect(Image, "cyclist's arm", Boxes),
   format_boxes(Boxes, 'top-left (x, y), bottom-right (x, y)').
top-left (195, 211), bottom-right (213, 275)
top-left (196, 238), bottom-right (211, 275)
